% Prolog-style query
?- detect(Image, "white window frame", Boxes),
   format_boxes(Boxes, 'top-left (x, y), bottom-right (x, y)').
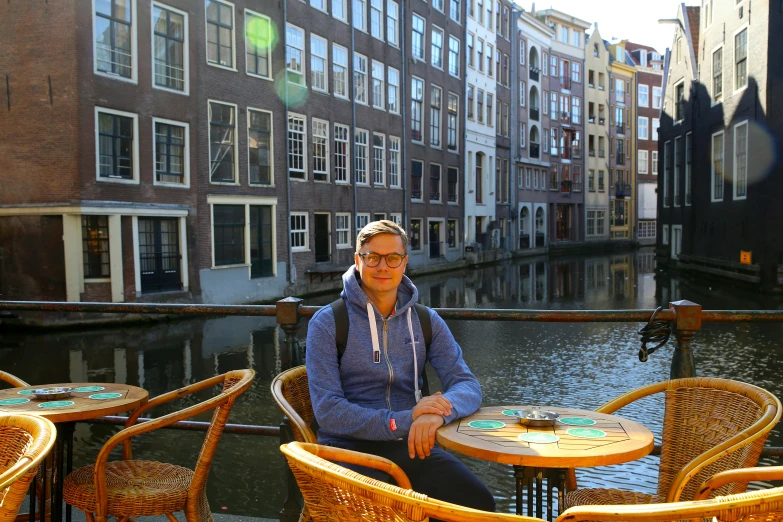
top-left (449, 0), bottom-right (460, 23)
top-left (244, 9), bottom-right (272, 81)
top-left (652, 86), bottom-right (662, 109)
top-left (334, 123), bottom-right (350, 184)
top-left (312, 118), bottom-right (330, 182)
top-left (663, 140), bottom-right (670, 207)
top-left (430, 84), bottom-right (442, 148)
top-left (247, 107), bottom-right (274, 187)
top-left (373, 133), bottom-right (386, 186)
top-left (390, 213), bottom-right (402, 226)
top-left (387, 66), bottom-right (400, 113)
top-left (429, 162), bottom-right (442, 203)
top-left (207, 100), bottom-right (239, 185)
top-left (310, 34), bottom-right (328, 93)
top-left (95, 107), bottom-right (140, 184)
top-left (389, 136), bottom-right (401, 188)
top-left (638, 84), bottom-right (648, 107)
top-left (152, 2), bottom-right (189, 94)
top-left (662, 224), bottom-right (669, 245)
top-left (333, 44), bottom-right (349, 99)
top-left (733, 24), bottom-right (748, 94)
top-left (288, 112), bottom-right (307, 181)
top-left (467, 33), bottom-right (474, 68)
top-left (336, 213), bottom-right (352, 248)
top-left (448, 35), bottom-right (460, 78)
top-left (711, 44), bottom-right (723, 102)
top-left (333, 0), bottom-right (347, 22)
top-left (447, 92), bottom-right (459, 153)
top-left (290, 212), bottom-right (309, 252)
top-left (354, 52), bottom-right (368, 104)
top-left (387, 0), bottom-right (399, 47)
top-left (685, 132), bottom-right (692, 205)
top-left (371, 60), bottom-right (385, 109)
top-left (152, 116), bottom-right (190, 188)
top-left (412, 14), bottom-right (426, 61)
top-left (286, 23), bottom-right (306, 86)
top-left (671, 225), bottom-right (682, 259)
top-left (638, 117), bottom-right (648, 140)
top-left (356, 213), bottom-right (370, 231)
top-left (94, 0), bottom-right (139, 83)
top-left (652, 118), bottom-right (660, 141)
top-left (370, 0), bottom-right (383, 40)
top-left (711, 130), bottom-right (725, 202)
top-left (204, 0), bottom-right (236, 72)
top-left (431, 25), bottom-right (444, 70)
top-left (354, 128), bottom-right (369, 185)
top-left (733, 120), bottom-right (748, 200)
top-left (519, 40), bottom-right (525, 65)
top-left (353, 0), bottom-right (367, 32)
top-left (311, 0), bottom-right (328, 13)
top-left (652, 150), bottom-right (658, 175)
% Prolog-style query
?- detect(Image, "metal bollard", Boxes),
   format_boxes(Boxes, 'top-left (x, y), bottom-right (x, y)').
top-left (669, 300), bottom-right (701, 379)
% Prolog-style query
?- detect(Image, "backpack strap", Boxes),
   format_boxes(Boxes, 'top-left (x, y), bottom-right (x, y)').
top-left (330, 298), bottom-right (349, 366)
top-left (414, 303), bottom-right (433, 396)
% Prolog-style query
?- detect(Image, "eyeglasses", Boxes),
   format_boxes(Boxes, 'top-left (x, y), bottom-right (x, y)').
top-left (357, 252), bottom-right (407, 268)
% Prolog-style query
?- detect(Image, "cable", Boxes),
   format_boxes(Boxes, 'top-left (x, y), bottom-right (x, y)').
top-left (638, 306), bottom-right (671, 362)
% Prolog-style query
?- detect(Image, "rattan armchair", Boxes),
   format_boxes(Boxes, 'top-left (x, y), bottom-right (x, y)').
top-left (0, 371), bottom-right (29, 388)
top-left (564, 377), bottom-right (782, 509)
top-left (63, 369), bottom-right (255, 522)
top-left (556, 467), bottom-right (783, 522)
top-left (281, 441), bottom-right (544, 522)
top-left (0, 415), bottom-right (56, 522)
top-left (271, 365), bottom-right (317, 444)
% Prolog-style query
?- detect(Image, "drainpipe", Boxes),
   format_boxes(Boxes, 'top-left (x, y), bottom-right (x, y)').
top-left (401, 1), bottom-right (409, 229)
top-left (351, 12), bottom-right (358, 231)
top-left (509, 8), bottom-right (522, 252)
top-left (283, 0), bottom-right (294, 284)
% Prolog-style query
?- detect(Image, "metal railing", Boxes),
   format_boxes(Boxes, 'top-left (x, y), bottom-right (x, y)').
top-left (529, 66), bottom-right (540, 82)
top-left (4, 299), bottom-right (783, 521)
top-left (530, 107), bottom-right (540, 121)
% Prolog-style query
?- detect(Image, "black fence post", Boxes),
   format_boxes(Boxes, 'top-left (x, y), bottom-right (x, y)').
top-left (669, 300), bottom-right (701, 379)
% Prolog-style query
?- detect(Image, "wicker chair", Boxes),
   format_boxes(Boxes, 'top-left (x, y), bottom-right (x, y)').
top-left (63, 369), bottom-right (255, 522)
top-left (0, 415), bottom-right (57, 522)
top-left (0, 371), bottom-right (29, 389)
top-left (281, 441), bottom-right (544, 522)
top-left (271, 365), bottom-right (317, 444)
top-left (564, 377), bottom-right (782, 509)
top-left (556, 467), bottom-right (783, 522)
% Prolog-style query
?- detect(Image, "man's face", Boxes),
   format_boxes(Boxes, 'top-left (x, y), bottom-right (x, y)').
top-left (354, 234), bottom-right (408, 299)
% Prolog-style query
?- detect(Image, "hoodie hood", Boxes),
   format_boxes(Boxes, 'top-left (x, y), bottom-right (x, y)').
top-left (340, 265), bottom-right (418, 317)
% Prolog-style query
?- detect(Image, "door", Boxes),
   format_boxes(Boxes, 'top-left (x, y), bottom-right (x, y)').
top-left (250, 205), bottom-right (274, 278)
top-left (138, 218), bottom-right (181, 293)
top-left (429, 222), bottom-right (441, 258)
top-left (314, 213), bottom-right (330, 263)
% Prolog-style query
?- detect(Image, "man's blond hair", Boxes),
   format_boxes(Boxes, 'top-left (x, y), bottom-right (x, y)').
top-left (355, 220), bottom-right (409, 254)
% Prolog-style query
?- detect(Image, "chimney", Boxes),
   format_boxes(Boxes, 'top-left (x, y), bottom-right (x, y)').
top-left (531, 2), bottom-right (535, 15)
top-left (594, 22), bottom-right (597, 28)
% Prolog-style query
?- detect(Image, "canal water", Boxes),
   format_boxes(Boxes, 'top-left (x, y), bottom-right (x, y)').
top-left (2, 247), bottom-right (783, 517)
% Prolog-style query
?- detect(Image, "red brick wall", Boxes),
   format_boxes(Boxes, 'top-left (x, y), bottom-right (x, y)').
top-left (0, 216), bottom-right (66, 301)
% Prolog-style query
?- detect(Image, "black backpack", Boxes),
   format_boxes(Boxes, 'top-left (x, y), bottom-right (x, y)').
top-left (330, 298), bottom-right (433, 396)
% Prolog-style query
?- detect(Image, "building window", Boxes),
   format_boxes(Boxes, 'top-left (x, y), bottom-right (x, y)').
top-left (598, 170), bottom-right (605, 191)
top-left (447, 219), bottom-right (457, 248)
top-left (638, 220), bottom-right (656, 239)
top-left (712, 132), bottom-right (724, 201)
top-left (735, 28), bottom-right (747, 90)
top-left (432, 27), bottom-right (443, 69)
top-left (353, 0), bottom-right (366, 31)
top-left (336, 213), bottom-right (351, 247)
top-left (572, 98), bottom-right (580, 124)
top-left (412, 14), bottom-right (425, 60)
top-left (638, 84), bottom-right (648, 107)
top-left (571, 62), bottom-right (581, 83)
top-left (652, 86), bottom-right (662, 109)
top-left (387, 0), bottom-right (399, 46)
top-left (371, 60), bottom-right (384, 109)
top-left (447, 167), bottom-right (458, 203)
top-left (95, 0), bottom-right (135, 79)
top-left (98, 110), bottom-right (136, 181)
top-left (355, 129), bottom-right (368, 184)
top-left (487, 44), bottom-right (494, 76)
top-left (290, 213), bottom-right (309, 251)
top-left (286, 24), bottom-right (305, 85)
top-left (207, 0), bottom-right (234, 68)
top-left (685, 132), bottom-right (692, 205)
top-left (213, 205), bottom-right (245, 265)
top-left (448, 36), bottom-right (460, 77)
top-left (664, 141), bottom-right (672, 206)
top-left (370, 0), bottom-right (383, 39)
top-left (519, 81), bottom-right (526, 107)
top-left (334, 123), bottom-right (349, 183)
top-left (638, 150), bottom-right (648, 174)
top-left (475, 154), bottom-right (483, 203)
top-left (153, 4), bottom-right (185, 90)
top-left (652, 118), bottom-right (660, 140)
top-left (82, 216), bottom-right (110, 278)
top-left (287, 113), bottom-right (306, 180)
top-left (675, 82), bottom-right (684, 121)
top-left (311, 34), bottom-right (328, 92)
top-left (409, 219), bottom-right (422, 250)
top-left (446, 92), bottom-right (459, 152)
top-left (333, 44), bottom-right (348, 98)
top-left (208, 102), bottom-right (237, 183)
top-left (353, 53), bottom-right (368, 103)
top-left (333, 0), bottom-right (347, 21)
top-left (154, 120), bottom-right (187, 184)
top-left (571, 30), bottom-right (580, 47)
top-left (430, 85), bottom-right (442, 147)
top-left (476, 39), bottom-right (484, 73)
top-left (312, 119), bottom-right (329, 182)
top-left (652, 151), bottom-right (658, 175)
top-left (450, 0), bottom-right (460, 22)
top-left (638, 117), bottom-right (648, 140)
top-left (388, 67), bottom-right (400, 113)
top-left (712, 47), bottom-right (723, 100)
top-left (520, 122), bottom-right (526, 148)
top-left (588, 169), bottom-right (594, 191)
top-left (389, 137), bottom-right (400, 187)
top-left (477, 89), bottom-right (484, 124)
top-left (245, 10), bottom-right (270, 79)
top-left (411, 77), bottom-right (424, 141)
top-left (467, 33), bottom-right (474, 68)
top-left (356, 213), bottom-right (370, 231)
top-left (734, 121), bottom-right (748, 199)
top-left (411, 159), bottom-right (423, 200)
top-left (373, 133), bottom-right (385, 185)
top-left (550, 54), bottom-right (557, 76)
top-left (467, 84), bottom-right (474, 120)
top-left (586, 211), bottom-right (605, 236)
top-left (430, 163), bottom-right (441, 201)
top-left (138, 217), bottom-right (183, 291)
top-left (662, 225), bottom-right (669, 245)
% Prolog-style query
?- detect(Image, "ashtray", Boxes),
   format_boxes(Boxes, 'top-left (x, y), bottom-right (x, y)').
top-left (515, 409), bottom-right (560, 427)
top-left (31, 387), bottom-right (73, 401)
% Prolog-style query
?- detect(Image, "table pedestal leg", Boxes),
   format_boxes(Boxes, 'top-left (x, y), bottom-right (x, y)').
top-left (512, 466), bottom-right (568, 522)
top-left (52, 422), bottom-right (75, 522)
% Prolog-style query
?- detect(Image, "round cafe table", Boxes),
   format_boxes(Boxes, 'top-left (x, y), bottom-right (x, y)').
top-left (0, 383), bottom-right (148, 522)
top-left (436, 405), bottom-right (654, 521)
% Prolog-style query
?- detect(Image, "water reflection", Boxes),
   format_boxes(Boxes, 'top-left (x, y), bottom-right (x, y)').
top-left (3, 247), bottom-right (783, 517)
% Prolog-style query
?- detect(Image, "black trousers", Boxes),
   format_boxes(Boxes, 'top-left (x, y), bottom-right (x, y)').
top-left (328, 439), bottom-right (496, 517)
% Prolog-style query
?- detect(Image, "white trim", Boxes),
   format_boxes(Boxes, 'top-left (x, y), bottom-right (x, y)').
top-left (94, 107), bottom-right (141, 185)
top-left (207, 99), bottom-right (240, 185)
top-left (244, 8), bottom-right (274, 81)
top-left (671, 224), bottom-right (682, 259)
top-left (710, 42), bottom-right (724, 105)
top-left (732, 23), bottom-right (749, 95)
top-left (152, 117), bottom-right (191, 189)
top-left (207, 195), bottom-right (278, 205)
top-left (63, 215), bottom-right (82, 302)
top-left (0, 205), bottom-right (187, 217)
top-left (310, 33), bottom-right (329, 93)
top-left (108, 215), bottom-right (124, 302)
top-left (332, 43), bottom-right (350, 100)
top-left (313, 117), bottom-right (331, 182)
top-left (711, 130), bottom-right (725, 202)
top-left (290, 211), bottom-right (310, 252)
top-left (431, 24), bottom-right (445, 71)
top-left (205, 0), bottom-right (238, 72)
top-left (247, 106), bottom-right (275, 187)
top-left (286, 23), bottom-right (307, 86)
top-left (179, 216), bottom-right (189, 291)
top-left (673, 79), bottom-right (685, 124)
top-left (92, 0), bottom-right (139, 84)
top-left (335, 212), bottom-right (352, 248)
top-left (208, 197), bottom-right (278, 274)
top-left (132, 216), bottom-right (141, 293)
top-left (685, 132), bottom-right (692, 205)
top-left (151, 2), bottom-right (190, 95)
top-left (733, 120), bottom-right (749, 201)
top-left (674, 136), bottom-right (681, 207)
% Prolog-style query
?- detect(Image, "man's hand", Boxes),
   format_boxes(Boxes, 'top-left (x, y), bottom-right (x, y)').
top-left (408, 413), bottom-right (444, 459)
top-left (411, 391), bottom-right (453, 420)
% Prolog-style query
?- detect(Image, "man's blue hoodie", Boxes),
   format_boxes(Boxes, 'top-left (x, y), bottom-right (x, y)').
top-left (306, 265), bottom-right (482, 444)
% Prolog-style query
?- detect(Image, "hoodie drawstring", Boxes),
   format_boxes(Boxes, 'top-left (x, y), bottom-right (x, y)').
top-left (366, 302), bottom-right (421, 403)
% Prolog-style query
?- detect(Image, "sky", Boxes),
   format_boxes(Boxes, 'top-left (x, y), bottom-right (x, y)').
top-left (521, 0), bottom-right (699, 56)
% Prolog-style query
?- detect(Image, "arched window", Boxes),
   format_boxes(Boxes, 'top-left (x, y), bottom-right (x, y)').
top-left (535, 208), bottom-right (544, 234)
top-left (529, 46), bottom-right (538, 69)
top-left (529, 85), bottom-right (539, 113)
top-left (530, 126), bottom-right (540, 158)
